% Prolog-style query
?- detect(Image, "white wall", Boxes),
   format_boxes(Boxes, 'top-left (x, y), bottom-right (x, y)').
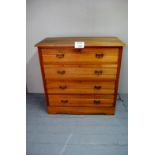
top-left (27, 0), bottom-right (128, 93)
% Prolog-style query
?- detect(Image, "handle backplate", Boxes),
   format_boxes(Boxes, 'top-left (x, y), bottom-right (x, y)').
top-left (56, 53), bottom-right (64, 58)
top-left (94, 86), bottom-right (102, 89)
top-left (61, 100), bottom-right (68, 103)
top-left (96, 53), bottom-right (104, 58)
top-left (59, 85), bottom-right (67, 89)
top-left (94, 70), bottom-right (103, 75)
top-left (57, 70), bottom-right (66, 75)
top-left (94, 100), bottom-right (101, 104)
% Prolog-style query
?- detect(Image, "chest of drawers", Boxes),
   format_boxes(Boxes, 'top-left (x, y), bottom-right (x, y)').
top-left (35, 37), bottom-right (125, 114)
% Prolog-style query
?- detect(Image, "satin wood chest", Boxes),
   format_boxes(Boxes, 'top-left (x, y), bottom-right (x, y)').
top-left (36, 37), bottom-right (125, 114)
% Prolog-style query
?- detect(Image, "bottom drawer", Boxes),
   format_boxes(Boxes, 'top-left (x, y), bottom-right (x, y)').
top-left (48, 95), bottom-right (115, 107)
top-left (48, 106), bottom-right (115, 115)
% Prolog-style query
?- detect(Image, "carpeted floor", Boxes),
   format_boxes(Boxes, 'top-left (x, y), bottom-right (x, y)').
top-left (26, 93), bottom-right (128, 155)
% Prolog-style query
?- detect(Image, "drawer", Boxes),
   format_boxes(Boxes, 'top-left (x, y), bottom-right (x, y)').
top-left (43, 64), bottom-right (117, 80)
top-left (48, 106), bottom-right (115, 114)
top-left (48, 95), bottom-right (114, 107)
top-left (46, 81), bottom-right (115, 94)
top-left (41, 48), bottom-right (119, 64)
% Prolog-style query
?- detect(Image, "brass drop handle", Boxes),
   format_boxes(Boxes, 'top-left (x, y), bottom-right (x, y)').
top-left (56, 53), bottom-right (64, 58)
top-left (94, 100), bottom-right (101, 104)
top-left (61, 100), bottom-right (68, 103)
top-left (94, 70), bottom-right (103, 75)
top-left (59, 85), bottom-right (67, 89)
top-left (96, 53), bottom-right (104, 58)
top-left (57, 70), bottom-right (66, 75)
top-left (94, 86), bottom-right (102, 89)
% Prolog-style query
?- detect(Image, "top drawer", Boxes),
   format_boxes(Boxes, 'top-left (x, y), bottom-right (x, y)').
top-left (41, 48), bottom-right (119, 64)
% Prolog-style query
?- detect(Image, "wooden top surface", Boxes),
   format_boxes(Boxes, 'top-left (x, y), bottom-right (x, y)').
top-left (35, 37), bottom-right (125, 47)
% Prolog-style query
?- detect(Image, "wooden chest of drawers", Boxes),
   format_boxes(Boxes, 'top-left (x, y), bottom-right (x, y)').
top-left (36, 37), bottom-right (125, 114)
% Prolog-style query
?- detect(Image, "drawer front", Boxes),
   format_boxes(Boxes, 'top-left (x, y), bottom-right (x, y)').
top-left (48, 106), bottom-right (115, 114)
top-left (41, 48), bottom-right (119, 64)
top-left (48, 95), bottom-right (114, 107)
top-left (46, 81), bottom-right (115, 94)
top-left (43, 64), bottom-right (117, 80)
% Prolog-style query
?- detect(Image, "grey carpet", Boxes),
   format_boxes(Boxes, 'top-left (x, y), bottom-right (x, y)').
top-left (26, 94), bottom-right (128, 155)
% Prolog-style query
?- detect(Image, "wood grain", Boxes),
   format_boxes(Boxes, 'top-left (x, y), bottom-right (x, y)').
top-left (35, 37), bottom-right (125, 47)
top-left (43, 64), bottom-right (117, 80)
top-left (46, 81), bottom-right (115, 89)
top-left (36, 37), bottom-right (124, 114)
top-left (113, 47), bottom-right (123, 107)
top-left (47, 88), bottom-right (114, 94)
top-left (48, 106), bottom-right (115, 114)
top-left (42, 48), bottom-right (119, 64)
top-left (46, 80), bottom-right (115, 94)
top-left (48, 95), bottom-right (114, 107)
top-left (38, 48), bottom-right (49, 106)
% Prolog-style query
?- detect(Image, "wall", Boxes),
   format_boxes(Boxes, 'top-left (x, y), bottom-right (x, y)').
top-left (27, 0), bottom-right (128, 93)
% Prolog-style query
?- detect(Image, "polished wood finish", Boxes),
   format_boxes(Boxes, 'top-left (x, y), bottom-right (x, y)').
top-left (38, 48), bottom-right (49, 106)
top-left (46, 81), bottom-right (115, 94)
top-left (36, 37), bottom-right (124, 114)
top-left (35, 37), bottom-right (125, 47)
top-left (42, 48), bottom-right (119, 64)
top-left (43, 64), bottom-right (117, 80)
top-left (48, 95), bottom-right (114, 107)
top-left (113, 47), bottom-right (123, 107)
top-left (48, 106), bottom-right (115, 114)
top-left (46, 81), bottom-right (115, 89)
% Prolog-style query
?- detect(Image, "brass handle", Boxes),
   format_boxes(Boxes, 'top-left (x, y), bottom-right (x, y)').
top-left (94, 70), bottom-right (103, 75)
top-left (61, 100), bottom-right (68, 103)
top-left (56, 53), bottom-right (64, 58)
top-left (57, 70), bottom-right (66, 75)
top-left (59, 85), bottom-right (67, 89)
top-left (94, 100), bottom-right (101, 104)
top-left (96, 53), bottom-right (104, 58)
top-left (94, 86), bottom-right (101, 89)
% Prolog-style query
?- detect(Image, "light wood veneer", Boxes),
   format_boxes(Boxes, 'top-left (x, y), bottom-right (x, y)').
top-left (36, 37), bottom-right (125, 114)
